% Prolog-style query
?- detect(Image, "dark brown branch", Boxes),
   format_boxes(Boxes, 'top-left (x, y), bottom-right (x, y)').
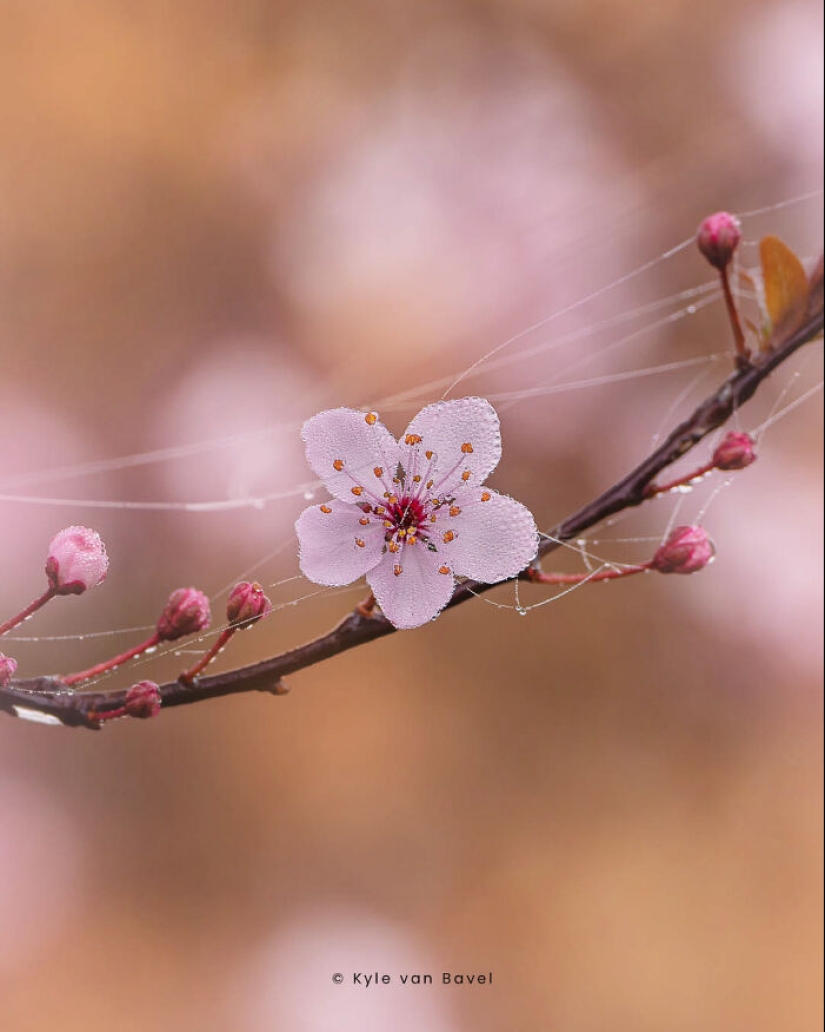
top-left (4, 260), bottom-right (822, 729)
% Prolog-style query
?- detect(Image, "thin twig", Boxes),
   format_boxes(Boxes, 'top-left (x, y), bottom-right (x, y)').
top-left (3, 261), bottom-right (822, 729)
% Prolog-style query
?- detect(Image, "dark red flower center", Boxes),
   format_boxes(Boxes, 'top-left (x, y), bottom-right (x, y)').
top-left (386, 496), bottom-right (428, 536)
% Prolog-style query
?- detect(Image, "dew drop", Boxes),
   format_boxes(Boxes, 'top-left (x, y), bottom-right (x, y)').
top-left (303, 490), bottom-right (315, 501)
top-left (145, 645), bottom-right (158, 655)
top-left (687, 305), bottom-right (697, 315)
top-left (674, 484), bottom-right (693, 494)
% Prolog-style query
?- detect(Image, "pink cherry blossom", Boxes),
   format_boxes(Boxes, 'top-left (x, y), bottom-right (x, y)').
top-left (295, 397), bottom-right (539, 629)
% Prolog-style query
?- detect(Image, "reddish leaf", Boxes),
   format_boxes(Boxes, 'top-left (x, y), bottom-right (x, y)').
top-left (759, 235), bottom-right (808, 338)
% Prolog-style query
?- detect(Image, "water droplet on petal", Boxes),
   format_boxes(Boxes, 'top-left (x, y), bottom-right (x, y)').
top-left (303, 490), bottom-right (315, 501)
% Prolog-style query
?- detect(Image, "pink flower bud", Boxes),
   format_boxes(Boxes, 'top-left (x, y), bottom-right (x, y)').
top-left (712, 431), bottom-right (757, 471)
top-left (45, 526), bottom-right (109, 595)
top-left (696, 211), bottom-right (742, 270)
top-left (226, 581), bottom-right (272, 629)
top-left (0, 653), bottom-right (18, 686)
top-left (124, 681), bottom-right (162, 719)
top-left (651, 525), bottom-right (715, 575)
top-left (156, 588), bottom-right (211, 641)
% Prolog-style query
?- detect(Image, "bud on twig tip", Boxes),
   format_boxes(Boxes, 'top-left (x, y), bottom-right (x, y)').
top-left (712, 431), bottom-right (757, 471)
top-left (124, 681), bottom-right (162, 719)
top-left (651, 525), bottom-right (715, 575)
top-left (0, 653), bottom-right (18, 687)
top-left (156, 588), bottom-right (211, 642)
top-left (226, 582), bottom-right (272, 629)
top-left (697, 211), bottom-right (742, 271)
top-left (45, 526), bottom-right (109, 596)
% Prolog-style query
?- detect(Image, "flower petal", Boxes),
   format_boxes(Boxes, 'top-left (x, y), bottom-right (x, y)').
top-left (402, 397), bottom-right (501, 495)
top-left (442, 489), bottom-right (538, 582)
top-left (367, 546), bottom-right (455, 630)
top-left (296, 500), bottom-right (385, 586)
top-left (301, 408), bottom-right (400, 504)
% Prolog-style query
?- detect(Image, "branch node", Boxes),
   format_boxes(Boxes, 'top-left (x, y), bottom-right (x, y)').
top-left (356, 592), bottom-right (378, 619)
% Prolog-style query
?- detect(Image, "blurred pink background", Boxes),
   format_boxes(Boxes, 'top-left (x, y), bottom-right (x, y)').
top-left (0, 1), bottom-right (822, 1030)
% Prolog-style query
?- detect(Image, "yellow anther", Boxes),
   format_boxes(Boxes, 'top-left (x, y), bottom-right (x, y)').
top-left (481, 491), bottom-right (491, 502)
top-left (388, 541), bottom-right (400, 553)
top-left (439, 565), bottom-right (450, 575)
top-left (461, 442), bottom-right (474, 454)
top-left (426, 479), bottom-right (434, 489)
top-left (374, 466), bottom-right (384, 477)
top-left (320, 505), bottom-right (332, 514)
top-left (365, 412), bottom-right (378, 425)
top-left (355, 538), bottom-right (365, 548)
top-left (449, 505), bottom-right (461, 517)
top-left (393, 564), bottom-right (403, 577)
top-left (359, 517), bottom-right (370, 526)
top-left (333, 459), bottom-right (344, 471)
top-left (351, 486), bottom-right (364, 496)
top-left (461, 470), bottom-right (471, 482)
top-left (443, 530), bottom-right (454, 543)
top-left (405, 433), bottom-right (422, 446)
top-left (383, 520), bottom-right (394, 529)
top-left (412, 475), bottom-right (421, 483)
top-left (425, 450), bottom-right (434, 460)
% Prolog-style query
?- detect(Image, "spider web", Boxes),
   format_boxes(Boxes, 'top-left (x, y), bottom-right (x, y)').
top-left (1, 191), bottom-right (822, 690)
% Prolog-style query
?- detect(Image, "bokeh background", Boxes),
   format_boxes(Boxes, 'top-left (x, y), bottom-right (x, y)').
top-left (0, 1), bottom-right (822, 1030)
